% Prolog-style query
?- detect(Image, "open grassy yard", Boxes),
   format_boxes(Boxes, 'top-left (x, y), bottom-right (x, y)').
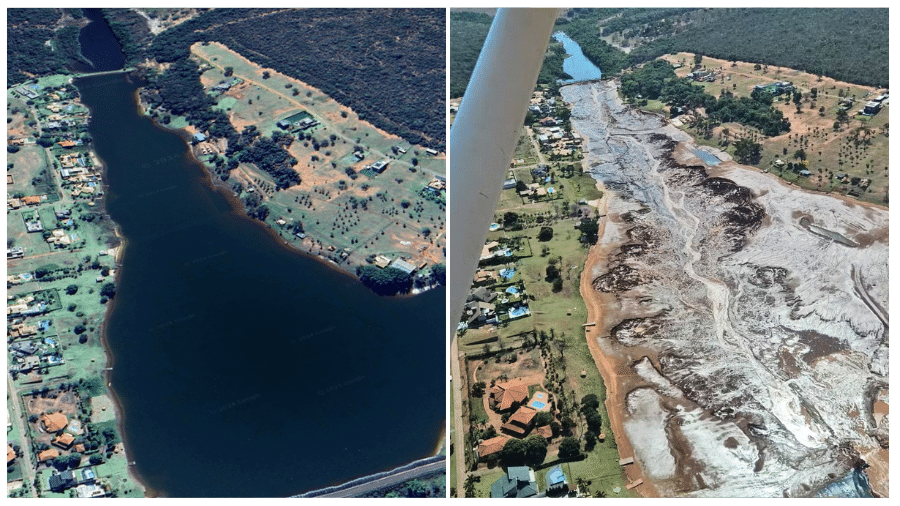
top-left (660, 52), bottom-right (889, 206)
top-left (188, 42), bottom-right (446, 271)
top-left (457, 125), bottom-right (631, 494)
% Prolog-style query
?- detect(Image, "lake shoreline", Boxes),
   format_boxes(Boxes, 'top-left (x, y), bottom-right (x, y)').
top-left (132, 80), bottom-right (440, 298)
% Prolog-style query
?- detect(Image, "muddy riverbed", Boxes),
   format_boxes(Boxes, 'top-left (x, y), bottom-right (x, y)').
top-left (564, 81), bottom-right (888, 497)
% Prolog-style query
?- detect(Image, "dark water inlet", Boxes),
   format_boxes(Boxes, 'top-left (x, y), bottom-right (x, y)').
top-left (75, 69), bottom-right (443, 498)
top-left (77, 8), bottom-right (125, 72)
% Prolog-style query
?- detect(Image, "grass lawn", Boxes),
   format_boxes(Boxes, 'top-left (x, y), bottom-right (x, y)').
top-left (188, 41), bottom-right (446, 270)
top-left (473, 467), bottom-right (505, 498)
top-left (658, 52), bottom-right (889, 207)
top-left (449, 380), bottom-right (457, 494)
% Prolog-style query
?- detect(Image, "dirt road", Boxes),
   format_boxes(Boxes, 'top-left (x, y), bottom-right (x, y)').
top-left (578, 191), bottom-right (658, 498)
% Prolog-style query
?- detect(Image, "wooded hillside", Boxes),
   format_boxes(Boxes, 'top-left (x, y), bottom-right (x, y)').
top-left (146, 9), bottom-right (446, 150)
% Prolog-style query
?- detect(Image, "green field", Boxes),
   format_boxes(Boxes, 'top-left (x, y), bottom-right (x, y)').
top-left (189, 42), bottom-right (446, 272)
top-left (660, 52), bottom-right (889, 206)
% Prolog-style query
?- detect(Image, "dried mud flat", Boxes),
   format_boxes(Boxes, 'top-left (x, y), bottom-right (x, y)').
top-left (563, 81), bottom-right (888, 498)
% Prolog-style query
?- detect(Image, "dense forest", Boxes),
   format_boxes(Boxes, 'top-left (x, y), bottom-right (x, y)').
top-left (104, 9), bottom-right (153, 66)
top-left (7, 9), bottom-right (70, 86)
top-left (143, 8), bottom-right (445, 150)
top-left (449, 11), bottom-right (493, 98)
top-left (449, 10), bottom-right (569, 99)
top-left (613, 9), bottom-right (889, 88)
top-left (450, 8), bottom-right (888, 97)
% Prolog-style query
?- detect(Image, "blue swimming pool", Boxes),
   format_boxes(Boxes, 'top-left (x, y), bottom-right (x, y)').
top-left (489, 223), bottom-right (501, 231)
top-left (499, 268), bottom-right (516, 280)
top-left (506, 286), bottom-right (519, 294)
top-left (531, 401), bottom-right (546, 409)
top-left (508, 306), bottom-right (529, 318)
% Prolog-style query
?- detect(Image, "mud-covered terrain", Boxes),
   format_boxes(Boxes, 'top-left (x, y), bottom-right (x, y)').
top-left (564, 81), bottom-right (888, 497)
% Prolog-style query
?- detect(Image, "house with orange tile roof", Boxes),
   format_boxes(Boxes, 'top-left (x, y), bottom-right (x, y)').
top-left (52, 432), bottom-right (76, 449)
top-left (7, 445), bottom-right (15, 464)
top-left (58, 140), bottom-right (77, 148)
top-left (21, 195), bottom-right (42, 206)
top-left (38, 448), bottom-right (60, 462)
top-left (74, 444), bottom-right (86, 454)
top-left (476, 435), bottom-right (509, 461)
top-left (501, 406), bottom-right (538, 437)
top-left (489, 380), bottom-right (529, 412)
top-left (535, 424), bottom-right (553, 440)
top-left (41, 412), bottom-right (69, 433)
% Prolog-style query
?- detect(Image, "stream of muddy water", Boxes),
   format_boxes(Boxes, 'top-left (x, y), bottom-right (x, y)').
top-left (563, 81), bottom-right (888, 497)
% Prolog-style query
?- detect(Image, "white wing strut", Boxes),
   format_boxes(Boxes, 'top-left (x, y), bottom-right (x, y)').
top-left (449, 8), bottom-right (559, 336)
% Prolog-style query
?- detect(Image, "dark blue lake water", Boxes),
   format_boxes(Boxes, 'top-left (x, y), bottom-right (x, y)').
top-left (72, 13), bottom-right (444, 497)
top-left (553, 32), bottom-right (602, 83)
top-left (78, 8), bottom-right (125, 72)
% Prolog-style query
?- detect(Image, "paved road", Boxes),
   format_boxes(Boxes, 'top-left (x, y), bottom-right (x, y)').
top-left (304, 459), bottom-right (446, 498)
top-left (450, 335), bottom-right (467, 496)
top-left (7, 373), bottom-right (36, 496)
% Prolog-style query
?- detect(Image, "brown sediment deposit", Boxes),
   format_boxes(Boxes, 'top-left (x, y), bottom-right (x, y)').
top-left (580, 191), bottom-right (660, 498)
top-left (565, 80), bottom-right (888, 497)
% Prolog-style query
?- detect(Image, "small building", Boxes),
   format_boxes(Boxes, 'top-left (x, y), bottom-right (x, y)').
top-left (501, 406), bottom-right (538, 437)
top-left (366, 159), bottom-right (389, 174)
top-left (38, 448), bottom-right (60, 462)
top-left (476, 435), bottom-right (509, 461)
top-left (373, 255), bottom-right (392, 269)
top-left (390, 258), bottom-right (417, 275)
top-left (192, 132), bottom-right (207, 143)
top-left (468, 286), bottom-right (497, 304)
top-left (424, 148), bottom-right (439, 156)
top-left (49, 470), bottom-right (77, 492)
top-left (489, 380), bottom-right (529, 412)
top-left (276, 111), bottom-right (317, 131)
top-left (52, 433), bottom-right (75, 449)
top-left (863, 101), bottom-right (882, 115)
top-left (41, 412), bottom-right (69, 433)
top-left (502, 178), bottom-right (517, 190)
top-left (490, 466), bottom-right (538, 498)
top-left (798, 169), bottom-right (811, 177)
top-left (534, 424), bottom-right (553, 440)
top-left (473, 269), bottom-right (497, 284)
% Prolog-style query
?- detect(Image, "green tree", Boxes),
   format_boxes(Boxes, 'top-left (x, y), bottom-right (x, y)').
top-left (537, 226), bottom-right (554, 242)
top-left (733, 137), bottom-right (762, 165)
top-left (552, 277), bottom-right (564, 293)
top-left (502, 211), bottom-right (519, 228)
top-left (524, 434), bottom-right (548, 466)
top-left (533, 411), bottom-right (554, 427)
top-left (545, 264), bottom-right (560, 281)
top-left (356, 265), bottom-right (412, 296)
top-left (581, 394), bottom-right (600, 411)
top-left (100, 282), bottom-right (116, 298)
top-left (579, 218), bottom-right (600, 245)
top-left (501, 438), bottom-right (527, 465)
top-left (558, 437), bottom-right (581, 459)
top-left (65, 285), bottom-right (78, 295)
